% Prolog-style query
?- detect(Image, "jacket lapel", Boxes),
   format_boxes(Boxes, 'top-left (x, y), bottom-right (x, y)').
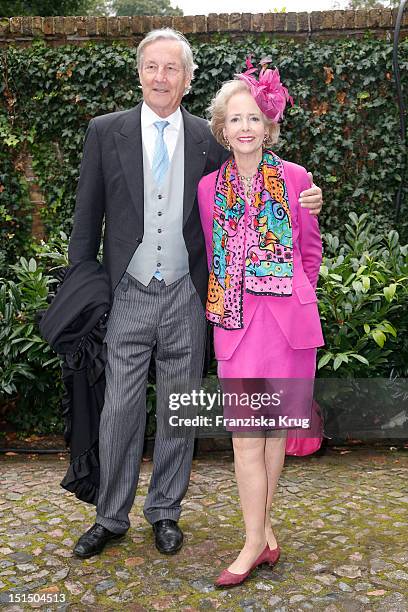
top-left (113, 103), bottom-right (209, 229)
top-left (114, 102), bottom-right (144, 226)
top-left (181, 107), bottom-right (210, 226)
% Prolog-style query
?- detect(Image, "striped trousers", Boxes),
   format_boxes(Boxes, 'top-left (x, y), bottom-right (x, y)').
top-left (96, 272), bottom-right (207, 533)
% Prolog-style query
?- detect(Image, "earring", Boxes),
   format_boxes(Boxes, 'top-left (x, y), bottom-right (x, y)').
top-left (224, 137), bottom-right (231, 151)
top-left (263, 134), bottom-right (269, 145)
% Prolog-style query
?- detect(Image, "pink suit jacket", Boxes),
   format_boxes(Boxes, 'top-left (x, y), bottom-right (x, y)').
top-left (198, 159), bottom-right (325, 360)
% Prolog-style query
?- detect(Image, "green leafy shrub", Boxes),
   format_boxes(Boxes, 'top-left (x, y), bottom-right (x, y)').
top-left (0, 256), bottom-right (62, 432)
top-left (0, 233), bottom-right (71, 433)
top-left (1, 215), bottom-right (407, 434)
top-left (317, 212), bottom-right (408, 376)
top-left (0, 231), bottom-right (150, 434)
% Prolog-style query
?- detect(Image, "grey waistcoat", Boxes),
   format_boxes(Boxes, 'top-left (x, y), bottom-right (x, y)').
top-left (126, 123), bottom-right (189, 286)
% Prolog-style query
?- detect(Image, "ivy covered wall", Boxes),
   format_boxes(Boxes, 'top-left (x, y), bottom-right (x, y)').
top-left (1, 34), bottom-right (407, 273)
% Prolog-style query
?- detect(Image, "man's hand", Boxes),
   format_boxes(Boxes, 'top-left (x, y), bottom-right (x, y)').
top-left (299, 172), bottom-right (323, 216)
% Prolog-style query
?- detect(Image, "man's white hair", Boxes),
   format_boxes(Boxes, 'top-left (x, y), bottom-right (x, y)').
top-left (137, 28), bottom-right (198, 82)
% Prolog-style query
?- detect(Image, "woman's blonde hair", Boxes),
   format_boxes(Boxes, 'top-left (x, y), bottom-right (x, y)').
top-left (208, 79), bottom-right (280, 148)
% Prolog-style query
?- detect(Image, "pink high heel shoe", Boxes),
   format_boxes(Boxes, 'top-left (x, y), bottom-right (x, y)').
top-left (215, 543), bottom-right (281, 587)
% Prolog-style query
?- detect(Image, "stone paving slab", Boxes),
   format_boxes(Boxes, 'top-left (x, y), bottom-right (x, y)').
top-left (0, 448), bottom-right (407, 611)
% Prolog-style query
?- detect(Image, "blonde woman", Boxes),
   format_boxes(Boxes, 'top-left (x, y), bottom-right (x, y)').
top-left (198, 59), bottom-right (324, 586)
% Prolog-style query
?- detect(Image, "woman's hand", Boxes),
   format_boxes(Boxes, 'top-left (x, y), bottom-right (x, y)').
top-left (299, 172), bottom-right (323, 216)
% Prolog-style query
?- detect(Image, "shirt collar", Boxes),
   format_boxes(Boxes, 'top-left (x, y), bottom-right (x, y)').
top-left (141, 102), bottom-right (182, 131)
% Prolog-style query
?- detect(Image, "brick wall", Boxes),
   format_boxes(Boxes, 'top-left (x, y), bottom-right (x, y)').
top-left (0, 10), bottom-right (407, 47)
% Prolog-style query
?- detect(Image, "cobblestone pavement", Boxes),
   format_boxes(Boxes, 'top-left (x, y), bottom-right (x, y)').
top-left (0, 448), bottom-right (407, 611)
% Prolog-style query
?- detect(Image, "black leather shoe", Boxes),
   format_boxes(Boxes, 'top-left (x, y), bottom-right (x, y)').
top-left (73, 523), bottom-right (126, 559)
top-left (152, 519), bottom-right (183, 555)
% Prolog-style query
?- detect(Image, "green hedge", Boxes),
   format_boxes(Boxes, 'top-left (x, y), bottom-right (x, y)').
top-left (1, 34), bottom-right (407, 273)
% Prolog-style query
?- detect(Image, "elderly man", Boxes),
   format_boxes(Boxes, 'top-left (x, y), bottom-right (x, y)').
top-left (69, 28), bottom-right (323, 559)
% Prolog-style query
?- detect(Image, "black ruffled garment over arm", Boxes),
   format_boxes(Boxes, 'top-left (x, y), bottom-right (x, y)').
top-left (39, 261), bottom-right (111, 505)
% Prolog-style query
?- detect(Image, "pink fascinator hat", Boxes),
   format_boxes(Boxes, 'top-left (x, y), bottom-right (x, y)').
top-left (235, 56), bottom-right (294, 122)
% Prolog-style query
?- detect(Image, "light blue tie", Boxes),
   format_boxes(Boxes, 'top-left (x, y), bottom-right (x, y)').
top-left (152, 120), bottom-right (170, 186)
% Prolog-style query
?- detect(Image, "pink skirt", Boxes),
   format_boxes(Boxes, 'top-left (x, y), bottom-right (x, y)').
top-left (216, 298), bottom-right (317, 432)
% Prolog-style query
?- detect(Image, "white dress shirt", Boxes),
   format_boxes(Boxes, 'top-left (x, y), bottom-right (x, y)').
top-left (141, 102), bottom-right (182, 168)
